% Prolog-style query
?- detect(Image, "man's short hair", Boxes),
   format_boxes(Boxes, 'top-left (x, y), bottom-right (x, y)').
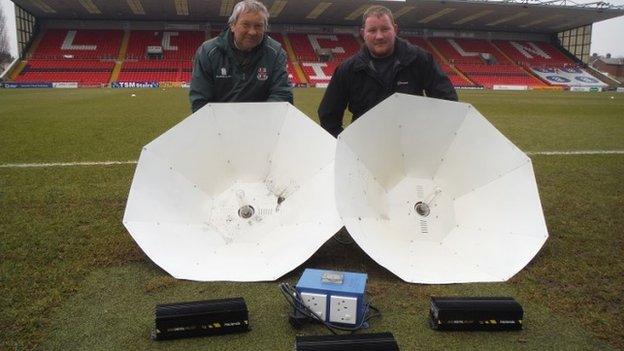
top-left (228, 0), bottom-right (270, 29)
top-left (362, 5), bottom-right (396, 26)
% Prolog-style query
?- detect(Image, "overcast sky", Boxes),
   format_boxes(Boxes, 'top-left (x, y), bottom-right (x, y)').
top-left (1, 0), bottom-right (623, 57)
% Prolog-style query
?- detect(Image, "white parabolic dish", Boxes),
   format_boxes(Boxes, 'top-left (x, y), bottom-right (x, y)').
top-left (335, 93), bottom-right (548, 284)
top-left (123, 102), bottom-right (342, 281)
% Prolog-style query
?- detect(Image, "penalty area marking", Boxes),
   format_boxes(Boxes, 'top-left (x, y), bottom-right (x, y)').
top-left (526, 150), bottom-right (624, 156)
top-left (0, 160), bottom-right (138, 168)
top-left (1, 150), bottom-right (624, 169)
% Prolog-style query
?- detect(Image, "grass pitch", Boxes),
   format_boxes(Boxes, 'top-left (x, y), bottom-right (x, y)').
top-left (1, 88), bottom-right (623, 350)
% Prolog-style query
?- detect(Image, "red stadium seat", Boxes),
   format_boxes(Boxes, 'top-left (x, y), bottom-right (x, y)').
top-left (288, 33), bottom-right (359, 62)
top-left (125, 30), bottom-right (205, 60)
top-left (118, 60), bottom-right (191, 82)
top-left (454, 63), bottom-right (546, 88)
top-left (439, 62), bottom-right (478, 87)
top-left (15, 59), bottom-right (114, 83)
top-left (430, 38), bottom-right (510, 64)
top-left (493, 40), bottom-right (575, 67)
top-left (117, 30), bottom-right (205, 83)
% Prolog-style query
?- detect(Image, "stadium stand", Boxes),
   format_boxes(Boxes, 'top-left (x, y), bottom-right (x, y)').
top-left (118, 60), bottom-right (190, 82)
top-left (5, 28), bottom-right (607, 88)
top-left (15, 28), bottom-right (119, 84)
top-left (439, 63), bottom-right (478, 87)
top-left (266, 32), bottom-right (302, 85)
top-left (31, 29), bottom-right (123, 59)
top-left (431, 38), bottom-right (510, 65)
top-left (3, 0), bottom-right (620, 90)
top-left (125, 30), bottom-right (205, 60)
top-left (286, 61), bottom-right (302, 85)
top-left (287, 33), bottom-right (360, 85)
top-left (405, 36), bottom-right (437, 56)
top-left (493, 40), bottom-right (575, 67)
top-left (117, 30), bottom-right (204, 83)
top-left (14, 59), bottom-right (114, 83)
top-left (405, 36), bottom-right (477, 87)
top-left (288, 33), bottom-right (359, 62)
top-left (411, 37), bottom-right (550, 88)
top-left (300, 60), bottom-right (340, 86)
top-left (455, 63), bottom-right (546, 88)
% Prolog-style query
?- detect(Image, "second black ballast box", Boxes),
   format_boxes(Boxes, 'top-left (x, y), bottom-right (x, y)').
top-left (429, 296), bottom-right (523, 331)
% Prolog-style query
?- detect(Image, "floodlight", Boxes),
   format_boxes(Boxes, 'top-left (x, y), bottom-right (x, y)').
top-left (123, 102), bottom-right (342, 281)
top-left (335, 93), bottom-right (548, 284)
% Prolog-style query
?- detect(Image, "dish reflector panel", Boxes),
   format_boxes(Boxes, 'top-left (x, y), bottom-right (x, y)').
top-left (124, 102), bottom-right (342, 281)
top-left (335, 93), bottom-right (548, 283)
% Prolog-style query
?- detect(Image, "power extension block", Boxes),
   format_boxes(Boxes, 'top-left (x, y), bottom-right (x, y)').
top-left (295, 269), bottom-right (367, 326)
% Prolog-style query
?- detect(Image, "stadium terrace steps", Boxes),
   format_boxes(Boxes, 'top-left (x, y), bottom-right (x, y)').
top-left (117, 30), bottom-right (131, 61)
top-left (286, 62), bottom-right (304, 85)
top-left (407, 36), bottom-right (445, 62)
top-left (405, 36), bottom-right (476, 87)
top-left (109, 30), bottom-right (131, 83)
top-left (9, 60), bottom-right (29, 81)
top-left (8, 32), bottom-right (43, 81)
top-left (270, 33), bottom-right (306, 85)
top-left (440, 63), bottom-right (478, 87)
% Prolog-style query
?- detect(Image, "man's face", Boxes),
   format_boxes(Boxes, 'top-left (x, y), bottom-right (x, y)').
top-left (230, 11), bottom-right (266, 51)
top-left (361, 14), bottom-right (397, 58)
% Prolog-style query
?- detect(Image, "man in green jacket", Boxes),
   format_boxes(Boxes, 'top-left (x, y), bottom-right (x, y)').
top-left (189, 0), bottom-right (293, 112)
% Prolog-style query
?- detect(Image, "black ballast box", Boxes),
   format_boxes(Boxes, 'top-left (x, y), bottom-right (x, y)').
top-left (153, 297), bottom-right (249, 340)
top-left (429, 296), bottom-right (523, 331)
top-left (295, 332), bottom-right (399, 351)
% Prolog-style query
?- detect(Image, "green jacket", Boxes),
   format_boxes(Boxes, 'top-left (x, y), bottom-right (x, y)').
top-left (189, 30), bottom-right (293, 112)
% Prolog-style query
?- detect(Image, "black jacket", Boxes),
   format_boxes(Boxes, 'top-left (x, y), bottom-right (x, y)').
top-left (318, 38), bottom-right (458, 137)
top-left (189, 29), bottom-right (293, 112)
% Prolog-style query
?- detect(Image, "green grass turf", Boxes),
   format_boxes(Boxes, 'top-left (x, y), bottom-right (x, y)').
top-left (1, 88), bottom-right (623, 350)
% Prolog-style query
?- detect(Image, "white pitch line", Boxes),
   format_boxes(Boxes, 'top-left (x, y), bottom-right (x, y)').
top-left (0, 160), bottom-right (138, 168)
top-left (1, 150), bottom-right (623, 169)
top-left (526, 150), bottom-right (624, 156)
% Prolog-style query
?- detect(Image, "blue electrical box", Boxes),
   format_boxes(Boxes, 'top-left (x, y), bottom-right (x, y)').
top-left (295, 269), bottom-right (368, 326)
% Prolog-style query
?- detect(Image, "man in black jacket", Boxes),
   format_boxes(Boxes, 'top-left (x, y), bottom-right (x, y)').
top-left (189, 0), bottom-right (292, 112)
top-left (318, 5), bottom-right (457, 137)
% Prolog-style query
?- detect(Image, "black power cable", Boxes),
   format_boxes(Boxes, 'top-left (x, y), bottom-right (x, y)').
top-left (279, 283), bottom-right (381, 335)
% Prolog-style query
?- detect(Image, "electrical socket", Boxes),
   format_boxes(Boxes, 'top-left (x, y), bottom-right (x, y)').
top-left (329, 295), bottom-right (358, 325)
top-left (300, 292), bottom-right (327, 320)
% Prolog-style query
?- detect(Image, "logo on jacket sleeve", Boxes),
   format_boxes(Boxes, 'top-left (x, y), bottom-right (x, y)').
top-left (257, 67), bottom-right (268, 81)
top-left (216, 67), bottom-right (231, 79)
